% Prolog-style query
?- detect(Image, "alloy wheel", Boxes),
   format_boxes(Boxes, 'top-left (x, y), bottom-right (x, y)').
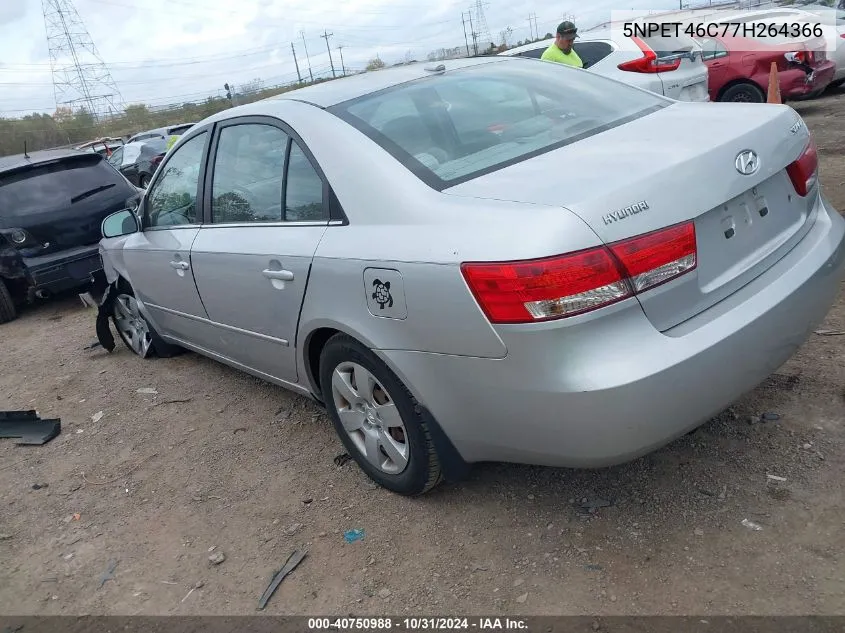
top-left (330, 361), bottom-right (409, 475)
top-left (114, 294), bottom-right (152, 357)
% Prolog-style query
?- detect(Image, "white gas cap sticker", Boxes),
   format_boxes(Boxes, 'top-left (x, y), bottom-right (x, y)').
top-left (363, 268), bottom-right (407, 320)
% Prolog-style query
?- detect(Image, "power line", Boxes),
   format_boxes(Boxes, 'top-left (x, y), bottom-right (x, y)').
top-left (461, 12), bottom-right (471, 56)
top-left (300, 30), bottom-right (314, 83)
top-left (290, 42), bottom-right (303, 84)
top-left (320, 31), bottom-right (336, 78)
top-left (337, 45), bottom-right (347, 77)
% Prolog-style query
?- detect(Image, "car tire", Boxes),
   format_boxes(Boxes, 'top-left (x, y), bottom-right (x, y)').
top-left (719, 82), bottom-right (765, 103)
top-left (319, 334), bottom-right (443, 496)
top-left (830, 78), bottom-right (845, 89)
top-left (0, 279), bottom-right (17, 324)
top-left (111, 284), bottom-right (181, 358)
top-left (138, 174), bottom-right (149, 188)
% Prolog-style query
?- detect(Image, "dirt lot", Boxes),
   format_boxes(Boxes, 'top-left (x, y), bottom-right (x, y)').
top-left (1, 90), bottom-right (844, 617)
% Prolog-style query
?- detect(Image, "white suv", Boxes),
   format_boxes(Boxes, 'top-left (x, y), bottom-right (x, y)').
top-left (500, 29), bottom-right (710, 102)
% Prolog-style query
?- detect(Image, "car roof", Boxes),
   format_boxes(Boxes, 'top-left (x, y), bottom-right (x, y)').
top-left (500, 30), bottom-right (614, 56)
top-left (0, 148), bottom-right (92, 174)
top-left (263, 56), bottom-right (504, 108)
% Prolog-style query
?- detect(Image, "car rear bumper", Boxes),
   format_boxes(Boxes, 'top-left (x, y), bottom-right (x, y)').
top-left (781, 61), bottom-right (836, 97)
top-left (21, 245), bottom-right (103, 295)
top-left (381, 194), bottom-right (845, 468)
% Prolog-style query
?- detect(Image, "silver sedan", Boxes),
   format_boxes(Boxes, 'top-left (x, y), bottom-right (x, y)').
top-left (98, 56), bottom-right (845, 495)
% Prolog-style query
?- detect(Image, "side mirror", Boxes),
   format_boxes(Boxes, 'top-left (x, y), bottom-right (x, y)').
top-left (102, 208), bottom-right (140, 239)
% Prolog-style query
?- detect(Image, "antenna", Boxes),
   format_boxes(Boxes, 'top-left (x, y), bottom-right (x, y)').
top-left (41, 0), bottom-right (125, 123)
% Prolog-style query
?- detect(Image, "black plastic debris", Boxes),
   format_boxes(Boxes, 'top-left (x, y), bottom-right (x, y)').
top-left (334, 453), bottom-right (352, 467)
top-left (0, 410), bottom-right (61, 445)
top-left (257, 549), bottom-right (307, 610)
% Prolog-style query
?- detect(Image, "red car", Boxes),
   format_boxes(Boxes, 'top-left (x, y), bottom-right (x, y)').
top-left (697, 34), bottom-right (835, 102)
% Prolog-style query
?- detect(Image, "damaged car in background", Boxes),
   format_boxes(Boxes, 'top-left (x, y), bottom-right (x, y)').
top-left (94, 57), bottom-right (845, 496)
top-left (0, 148), bottom-right (141, 324)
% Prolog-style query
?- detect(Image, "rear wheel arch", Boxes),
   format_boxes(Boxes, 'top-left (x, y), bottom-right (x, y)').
top-left (303, 325), bottom-right (422, 403)
top-left (302, 326), bottom-right (471, 485)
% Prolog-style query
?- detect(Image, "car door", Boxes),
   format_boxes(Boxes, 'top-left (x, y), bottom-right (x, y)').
top-left (117, 129), bottom-right (211, 342)
top-left (700, 37), bottom-right (730, 95)
top-left (189, 117), bottom-right (330, 384)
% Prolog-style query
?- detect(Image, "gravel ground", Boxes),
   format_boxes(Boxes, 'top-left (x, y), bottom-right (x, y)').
top-left (1, 89), bottom-right (844, 617)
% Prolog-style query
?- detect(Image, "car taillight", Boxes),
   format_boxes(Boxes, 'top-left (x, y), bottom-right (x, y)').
top-left (785, 50), bottom-right (810, 64)
top-left (461, 221), bottom-right (697, 324)
top-left (609, 222), bottom-right (697, 293)
top-left (617, 37), bottom-right (681, 73)
top-left (151, 154), bottom-right (164, 168)
top-left (786, 137), bottom-right (818, 197)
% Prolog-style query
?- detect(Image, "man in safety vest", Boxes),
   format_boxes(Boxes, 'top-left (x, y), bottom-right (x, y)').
top-left (541, 20), bottom-right (583, 68)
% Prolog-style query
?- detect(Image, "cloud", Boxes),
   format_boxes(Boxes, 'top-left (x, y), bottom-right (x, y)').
top-left (0, 0), bottom-right (674, 117)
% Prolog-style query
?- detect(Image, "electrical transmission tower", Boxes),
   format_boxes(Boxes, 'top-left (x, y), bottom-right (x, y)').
top-left (41, 0), bottom-right (125, 121)
top-left (471, 0), bottom-right (491, 50)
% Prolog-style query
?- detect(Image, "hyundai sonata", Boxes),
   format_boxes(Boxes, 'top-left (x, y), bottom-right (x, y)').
top-left (97, 57), bottom-right (845, 495)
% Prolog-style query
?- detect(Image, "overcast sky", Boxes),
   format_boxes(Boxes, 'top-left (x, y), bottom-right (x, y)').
top-left (0, 0), bottom-right (675, 117)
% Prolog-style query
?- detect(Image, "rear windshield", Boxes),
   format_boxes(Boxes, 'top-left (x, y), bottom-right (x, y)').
top-left (330, 60), bottom-right (666, 188)
top-left (641, 33), bottom-right (698, 58)
top-left (0, 154), bottom-right (126, 217)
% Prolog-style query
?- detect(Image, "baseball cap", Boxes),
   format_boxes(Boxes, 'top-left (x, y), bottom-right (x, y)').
top-left (557, 20), bottom-right (578, 39)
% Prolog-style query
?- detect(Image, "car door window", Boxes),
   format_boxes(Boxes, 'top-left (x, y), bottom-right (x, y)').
top-left (145, 131), bottom-right (206, 228)
top-left (699, 38), bottom-right (728, 60)
top-left (572, 41), bottom-right (613, 68)
top-left (211, 123), bottom-right (288, 224)
top-left (518, 48), bottom-right (545, 59)
top-left (285, 141), bottom-right (325, 222)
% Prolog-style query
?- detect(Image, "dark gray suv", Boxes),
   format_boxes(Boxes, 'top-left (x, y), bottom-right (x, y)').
top-left (0, 149), bottom-right (140, 323)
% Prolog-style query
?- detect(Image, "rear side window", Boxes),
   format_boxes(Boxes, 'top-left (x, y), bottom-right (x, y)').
top-left (573, 41), bottom-right (614, 68)
top-left (698, 37), bottom-right (729, 60)
top-left (518, 47), bottom-right (545, 59)
top-left (0, 155), bottom-right (127, 217)
top-left (331, 61), bottom-right (665, 188)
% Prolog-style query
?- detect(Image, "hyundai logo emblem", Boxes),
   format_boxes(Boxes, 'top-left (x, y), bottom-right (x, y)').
top-left (735, 150), bottom-right (759, 176)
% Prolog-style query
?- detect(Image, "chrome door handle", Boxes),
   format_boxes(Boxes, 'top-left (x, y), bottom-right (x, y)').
top-left (262, 269), bottom-right (294, 281)
top-left (170, 260), bottom-right (189, 270)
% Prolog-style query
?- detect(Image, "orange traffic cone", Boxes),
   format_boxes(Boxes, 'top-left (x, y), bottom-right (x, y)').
top-left (767, 61), bottom-right (781, 104)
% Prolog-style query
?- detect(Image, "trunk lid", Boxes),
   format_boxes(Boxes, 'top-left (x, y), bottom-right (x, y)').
top-left (0, 153), bottom-right (138, 256)
top-left (658, 54), bottom-right (710, 101)
top-left (444, 101), bottom-right (816, 331)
